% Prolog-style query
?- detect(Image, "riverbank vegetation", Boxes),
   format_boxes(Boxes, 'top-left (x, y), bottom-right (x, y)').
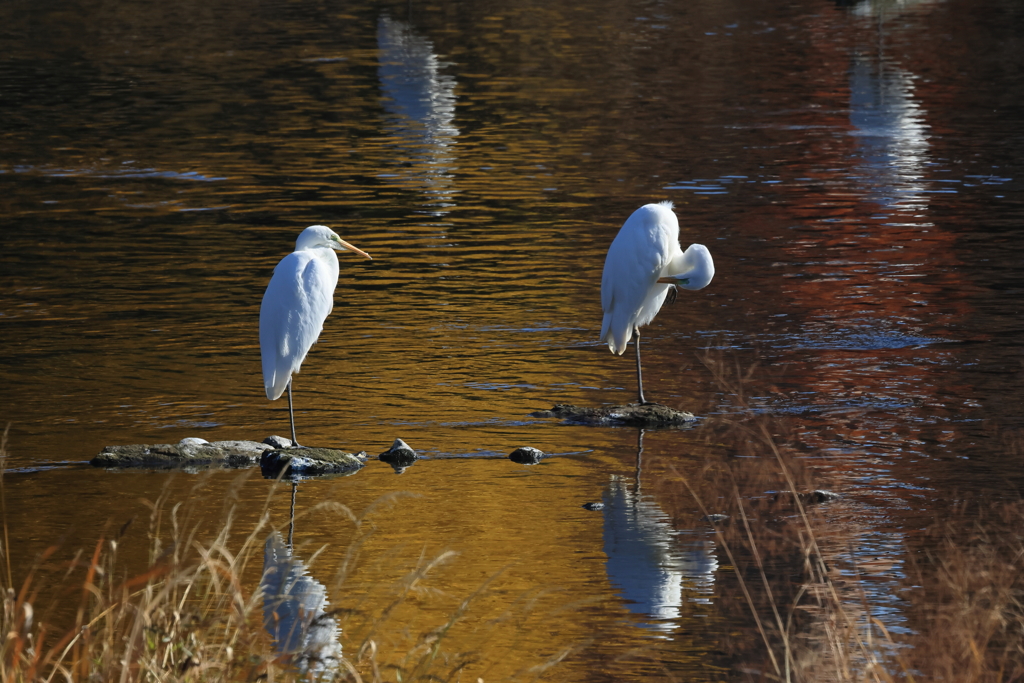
top-left (663, 351), bottom-right (1024, 681)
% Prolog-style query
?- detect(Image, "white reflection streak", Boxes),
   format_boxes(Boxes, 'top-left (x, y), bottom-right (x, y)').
top-left (377, 15), bottom-right (459, 217)
top-left (603, 475), bottom-right (718, 633)
top-left (849, 52), bottom-right (930, 212)
top-left (262, 532), bottom-right (342, 676)
top-left (849, 0), bottom-right (940, 19)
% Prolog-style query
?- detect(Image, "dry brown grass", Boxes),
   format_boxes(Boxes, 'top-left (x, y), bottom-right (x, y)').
top-left (0, 426), bottom-right (561, 683)
top-left (667, 350), bottom-right (1024, 682)
top-left (898, 496), bottom-right (1024, 681)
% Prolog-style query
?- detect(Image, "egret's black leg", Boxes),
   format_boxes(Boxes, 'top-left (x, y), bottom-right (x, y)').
top-left (634, 326), bottom-right (647, 405)
top-left (287, 378), bottom-right (302, 448)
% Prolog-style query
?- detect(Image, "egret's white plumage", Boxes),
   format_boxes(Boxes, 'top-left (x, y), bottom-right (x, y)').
top-left (259, 225), bottom-right (371, 446)
top-left (599, 202), bottom-right (714, 403)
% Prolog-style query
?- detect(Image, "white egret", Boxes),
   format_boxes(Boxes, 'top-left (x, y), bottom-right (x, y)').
top-left (600, 201), bottom-right (714, 404)
top-left (260, 225), bottom-right (372, 447)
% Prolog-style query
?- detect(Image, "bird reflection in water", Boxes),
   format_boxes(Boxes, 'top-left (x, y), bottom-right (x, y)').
top-left (847, 0), bottom-right (932, 213)
top-left (376, 14), bottom-right (459, 217)
top-left (602, 430), bottom-right (718, 633)
top-left (262, 483), bottom-right (342, 676)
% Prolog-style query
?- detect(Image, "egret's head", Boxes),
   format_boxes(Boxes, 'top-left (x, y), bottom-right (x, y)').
top-left (657, 243), bottom-right (714, 290)
top-left (296, 225), bottom-right (372, 259)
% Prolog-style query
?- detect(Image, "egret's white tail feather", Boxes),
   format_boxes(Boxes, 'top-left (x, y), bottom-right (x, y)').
top-left (601, 311), bottom-right (633, 355)
top-left (261, 333), bottom-right (295, 401)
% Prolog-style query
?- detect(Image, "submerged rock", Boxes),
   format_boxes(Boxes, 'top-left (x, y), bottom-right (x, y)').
top-left (531, 403), bottom-right (696, 427)
top-left (582, 502), bottom-right (605, 511)
top-left (772, 489), bottom-right (841, 506)
top-left (801, 489), bottom-right (840, 504)
top-left (92, 439), bottom-right (271, 469)
top-left (379, 439), bottom-right (418, 466)
top-left (508, 447), bottom-right (546, 465)
top-left (260, 448), bottom-right (365, 479)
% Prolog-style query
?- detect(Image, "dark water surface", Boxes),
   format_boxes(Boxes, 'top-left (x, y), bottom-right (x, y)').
top-left (3, 0), bottom-right (1024, 678)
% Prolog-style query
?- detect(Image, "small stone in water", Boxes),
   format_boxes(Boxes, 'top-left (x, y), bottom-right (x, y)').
top-left (508, 447), bottom-right (545, 465)
top-left (807, 489), bottom-right (840, 503)
top-left (773, 489), bottom-right (841, 505)
top-left (379, 438), bottom-right (417, 465)
top-left (582, 502), bottom-right (605, 511)
top-left (263, 435), bottom-right (293, 449)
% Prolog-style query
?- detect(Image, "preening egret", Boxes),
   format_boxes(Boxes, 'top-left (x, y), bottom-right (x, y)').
top-left (600, 201), bottom-right (715, 404)
top-left (260, 225), bottom-right (371, 447)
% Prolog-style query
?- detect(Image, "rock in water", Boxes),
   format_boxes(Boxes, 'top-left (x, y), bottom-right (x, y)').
top-left (531, 403), bottom-right (696, 427)
top-left (806, 489), bottom-right (840, 504)
top-left (263, 435), bottom-right (294, 449)
top-left (773, 489), bottom-right (841, 506)
top-left (260, 448), bottom-right (365, 479)
top-left (379, 439), bottom-right (418, 467)
top-left (508, 447), bottom-right (545, 464)
top-left (92, 440), bottom-right (271, 469)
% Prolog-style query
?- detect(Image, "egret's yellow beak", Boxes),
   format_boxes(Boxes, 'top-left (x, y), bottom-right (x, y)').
top-left (335, 238), bottom-right (372, 260)
top-left (657, 276), bottom-right (687, 285)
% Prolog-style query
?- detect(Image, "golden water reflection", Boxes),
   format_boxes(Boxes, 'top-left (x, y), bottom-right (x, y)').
top-left (3, 0), bottom-right (1024, 678)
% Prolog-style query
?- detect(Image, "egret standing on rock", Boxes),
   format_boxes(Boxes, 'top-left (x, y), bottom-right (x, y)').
top-left (600, 202), bottom-right (715, 405)
top-left (260, 225), bottom-right (372, 448)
